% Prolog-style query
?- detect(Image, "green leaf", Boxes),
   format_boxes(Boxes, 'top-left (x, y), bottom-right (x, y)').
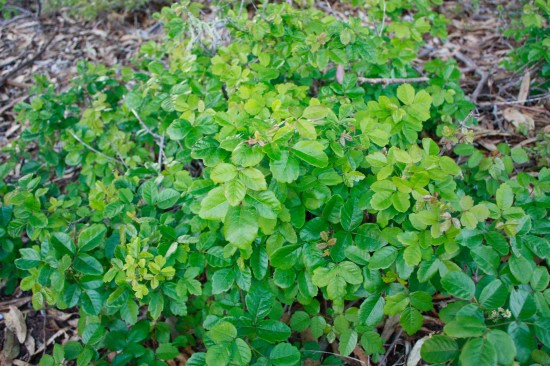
top-left (291, 141), bottom-right (328, 168)
top-left (478, 279), bottom-right (508, 310)
top-left (486, 329), bottom-right (517, 365)
top-left (211, 163), bottom-right (238, 183)
top-left (205, 344), bottom-right (229, 366)
top-left (199, 187), bottom-right (229, 220)
top-left (340, 197), bottom-right (363, 231)
top-left (338, 329), bottom-right (357, 357)
top-left (441, 271), bottom-right (475, 299)
top-left (270, 343), bottom-right (301, 366)
top-left (212, 268), bottom-right (235, 294)
top-left (15, 248), bottom-right (41, 270)
top-left (397, 84), bottom-right (415, 105)
top-left (369, 246), bottom-right (398, 269)
top-left (338, 261), bottom-right (363, 284)
top-left (459, 338), bottom-right (497, 366)
top-left (239, 168), bottom-right (266, 191)
top-left (166, 119), bottom-right (191, 140)
top-left (360, 330), bottom-right (384, 355)
top-left (230, 338), bottom-right (251, 365)
top-left (511, 146), bottom-right (529, 164)
top-left (310, 316), bottom-right (326, 339)
top-left (245, 286), bottom-right (274, 323)
top-left (303, 105), bottom-right (330, 120)
top-left (77, 225), bottom-right (106, 252)
top-left (496, 183), bottom-right (513, 210)
top-left (223, 206), bottom-right (259, 249)
top-left (471, 246), bottom-right (499, 275)
top-left (444, 316), bottom-right (486, 338)
top-left (270, 244), bottom-right (300, 270)
top-left (391, 192), bottom-right (410, 213)
top-left (157, 189), bottom-right (180, 209)
top-left (420, 335), bottom-right (458, 364)
top-left (359, 295), bottom-right (385, 327)
top-left (400, 306), bottom-right (423, 335)
top-left (208, 321), bottom-right (237, 343)
top-left (384, 292), bottom-right (409, 316)
top-left (81, 290), bottom-right (102, 315)
top-left (403, 244), bottom-right (422, 267)
top-left (224, 179), bottom-right (246, 206)
top-left (531, 267), bottom-right (550, 291)
top-left (290, 311), bottom-right (310, 332)
top-left (256, 320), bottom-right (291, 343)
top-left (410, 291), bottom-right (433, 311)
top-left (149, 292), bottom-right (164, 320)
top-left (156, 343), bottom-right (179, 360)
top-left (535, 318), bottom-right (550, 348)
top-left (51, 232), bottom-right (76, 256)
top-left (326, 275), bottom-right (347, 300)
top-left (270, 150), bottom-right (300, 183)
top-left (509, 255), bottom-right (533, 284)
top-left (74, 254), bottom-right (103, 275)
top-left (370, 191), bottom-right (393, 211)
top-left (417, 257), bottom-right (440, 282)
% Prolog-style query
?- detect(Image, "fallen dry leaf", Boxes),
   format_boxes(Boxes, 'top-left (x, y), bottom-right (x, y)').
top-left (518, 71), bottom-right (531, 103)
top-left (503, 108), bottom-right (535, 132)
top-left (24, 334), bottom-right (35, 355)
top-left (4, 306), bottom-right (27, 344)
top-left (406, 336), bottom-right (427, 366)
top-left (1, 329), bottom-right (20, 364)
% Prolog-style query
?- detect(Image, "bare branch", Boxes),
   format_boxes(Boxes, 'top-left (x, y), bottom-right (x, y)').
top-left (358, 76), bottom-right (429, 85)
top-left (131, 109), bottom-right (161, 139)
top-left (67, 130), bottom-right (124, 166)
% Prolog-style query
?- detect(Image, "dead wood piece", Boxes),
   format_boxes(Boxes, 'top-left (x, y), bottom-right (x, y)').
top-left (353, 344), bottom-right (370, 366)
top-left (0, 26), bottom-right (59, 88)
top-left (358, 76), bottom-right (429, 85)
top-left (379, 328), bottom-right (404, 366)
top-left (0, 296), bottom-right (32, 312)
top-left (454, 51), bottom-right (488, 102)
top-left (30, 328), bottom-right (68, 357)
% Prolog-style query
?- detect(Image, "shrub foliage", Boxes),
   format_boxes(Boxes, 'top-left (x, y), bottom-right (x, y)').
top-left (1, 1), bottom-right (549, 366)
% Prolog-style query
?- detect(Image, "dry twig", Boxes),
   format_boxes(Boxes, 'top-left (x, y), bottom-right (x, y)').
top-left (358, 76), bottom-right (429, 85)
top-left (454, 51), bottom-right (488, 102)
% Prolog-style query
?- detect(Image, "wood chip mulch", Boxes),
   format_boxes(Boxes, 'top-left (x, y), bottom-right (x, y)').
top-left (0, 7), bottom-right (162, 147)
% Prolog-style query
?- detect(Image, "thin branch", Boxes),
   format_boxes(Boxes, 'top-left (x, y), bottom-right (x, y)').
top-left (378, 0), bottom-right (387, 36)
top-left (353, 344), bottom-right (370, 366)
top-left (131, 109), bottom-right (167, 169)
top-left (379, 328), bottom-right (403, 366)
top-left (358, 76), bottom-right (429, 85)
top-left (131, 109), bottom-right (161, 139)
top-left (302, 350), bottom-right (367, 366)
top-left (0, 25), bottom-right (58, 87)
top-left (477, 93), bottom-right (550, 107)
top-left (158, 133), bottom-right (165, 168)
top-left (454, 51), bottom-right (488, 103)
top-left (67, 130), bottom-right (124, 165)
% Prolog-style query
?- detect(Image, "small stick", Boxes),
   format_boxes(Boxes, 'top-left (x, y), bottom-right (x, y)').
top-left (353, 344), bottom-right (370, 366)
top-left (357, 76), bottom-right (429, 85)
top-left (0, 25), bottom-right (59, 87)
top-left (131, 109), bottom-right (161, 139)
top-left (477, 93), bottom-right (550, 107)
top-left (454, 51), bottom-right (488, 103)
top-left (379, 328), bottom-right (403, 366)
top-left (158, 133), bottom-right (165, 168)
top-left (67, 130), bottom-right (124, 166)
top-left (302, 350), bottom-right (367, 366)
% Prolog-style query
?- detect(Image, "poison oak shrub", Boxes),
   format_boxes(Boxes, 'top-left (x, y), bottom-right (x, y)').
top-left (1, 1), bottom-right (549, 366)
